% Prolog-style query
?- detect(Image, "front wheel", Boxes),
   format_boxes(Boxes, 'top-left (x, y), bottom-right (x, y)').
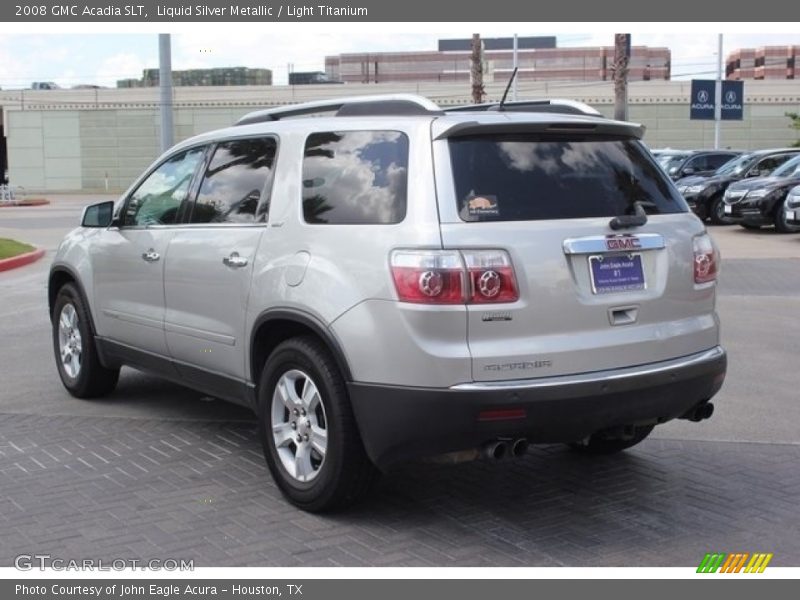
top-left (257, 336), bottom-right (377, 512)
top-left (708, 195), bottom-right (729, 225)
top-left (52, 283), bottom-right (119, 398)
top-left (569, 425), bottom-right (654, 455)
top-left (773, 204), bottom-right (800, 234)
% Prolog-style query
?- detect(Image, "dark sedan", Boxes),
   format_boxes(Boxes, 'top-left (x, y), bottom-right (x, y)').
top-left (723, 155), bottom-right (800, 232)
top-left (658, 149), bottom-right (741, 181)
top-left (675, 149), bottom-right (800, 224)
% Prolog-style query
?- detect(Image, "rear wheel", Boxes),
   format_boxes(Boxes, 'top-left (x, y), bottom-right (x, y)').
top-left (52, 283), bottom-right (119, 398)
top-left (708, 195), bottom-right (729, 225)
top-left (569, 424), bottom-right (654, 455)
top-left (257, 336), bottom-right (377, 512)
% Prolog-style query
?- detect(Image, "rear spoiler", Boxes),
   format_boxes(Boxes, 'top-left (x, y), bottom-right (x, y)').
top-left (433, 119), bottom-right (645, 141)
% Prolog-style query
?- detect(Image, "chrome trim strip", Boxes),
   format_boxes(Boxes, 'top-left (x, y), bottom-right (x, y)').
top-left (451, 346), bottom-right (724, 391)
top-left (164, 322), bottom-right (236, 346)
top-left (102, 309), bottom-right (162, 329)
top-left (562, 233), bottom-right (665, 255)
top-left (121, 223), bottom-right (267, 231)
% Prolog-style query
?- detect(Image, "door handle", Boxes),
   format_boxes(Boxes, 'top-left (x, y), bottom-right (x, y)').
top-left (142, 249), bottom-right (160, 262)
top-left (223, 252), bottom-right (248, 268)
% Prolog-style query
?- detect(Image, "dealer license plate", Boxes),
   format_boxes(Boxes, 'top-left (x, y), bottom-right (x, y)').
top-left (589, 254), bottom-right (645, 294)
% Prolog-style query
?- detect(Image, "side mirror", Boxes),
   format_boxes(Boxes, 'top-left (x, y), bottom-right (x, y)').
top-left (682, 167), bottom-right (696, 175)
top-left (81, 200), bottom-right (115, 228)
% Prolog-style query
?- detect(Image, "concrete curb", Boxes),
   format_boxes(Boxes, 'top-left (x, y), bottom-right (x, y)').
top-left (0, 199), bottom-right (50, 207)
top-left (0, 248), bottom-right (46, 273)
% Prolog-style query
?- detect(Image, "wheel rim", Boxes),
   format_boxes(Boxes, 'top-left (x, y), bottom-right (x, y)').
top-left (270, 369), bottom-right (328, 483)
top-left (58, 303), bottom-right (82, 378)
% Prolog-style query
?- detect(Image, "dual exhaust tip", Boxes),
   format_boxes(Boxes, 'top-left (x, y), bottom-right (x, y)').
top-left (483, 438), bottom-right (529, 460)
top-left (680, 401), bottom-right (715, 422)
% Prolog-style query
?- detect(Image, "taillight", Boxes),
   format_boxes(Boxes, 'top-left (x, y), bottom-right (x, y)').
top-left (693, 233), bottom-right (719, 284)
top-left (463, 250), bottom-right (519, 303)
top-left (390, 249), bottom-right (518, 304)
top-left (390, 250), bottom-right (464, 304)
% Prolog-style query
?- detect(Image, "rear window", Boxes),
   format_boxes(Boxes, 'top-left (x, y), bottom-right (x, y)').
top-left (302, 131), bottom-right (409, 224)
top-left (449, 134), bottom-right (686, 222)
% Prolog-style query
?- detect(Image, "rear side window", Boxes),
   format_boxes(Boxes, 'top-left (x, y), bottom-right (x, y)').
top-left (302, 131), bottom-right (408, 224)
top-left (189, 137), bottom-right (277, 224)
top-left (449, 134), bottom-right (686, 222)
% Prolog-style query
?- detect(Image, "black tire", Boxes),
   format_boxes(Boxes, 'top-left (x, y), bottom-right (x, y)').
top-left (773, 204), bottom-right (799, 234)
top-left (693, 203), bottom-right (709, 222)
top-left (52, 283), bottom-right (119, 398)
top-left (257, 336), bottom-right (377, 512)
top-left (569, 425), bottom-right (654, 455)
top-left (708, 195), bottom-right (729, 225)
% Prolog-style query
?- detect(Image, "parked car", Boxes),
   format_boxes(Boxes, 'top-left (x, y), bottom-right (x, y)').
top-left (723, 154), bottom-right (800, 232)
top-left (654, 149), bottom-right (689, 167)
top-left (676, 148), bottom-right (800, 224)
top-left (784, 185), bottom-right (800, 227)
top-left (48, 94), bottom-right (727, 511)
top-left (31, 81), bottom-right (59, 90)
top-left (660, 150), bottom-right (741, 182)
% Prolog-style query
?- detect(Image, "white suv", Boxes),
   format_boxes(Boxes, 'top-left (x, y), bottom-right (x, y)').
top-left (49, 95), bottom-right (727, 511)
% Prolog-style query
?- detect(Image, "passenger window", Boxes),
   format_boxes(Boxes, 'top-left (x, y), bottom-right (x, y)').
top-left (685, 156), bottom-right (706, 171)
top-left (189, 137), bottom-right (277, 224)
top-left (302, 131), bottom-right (409, 224)
top-left (123, 147), bottom-right (205, 227)
top-left (753, 155), bottom-right (787, 176)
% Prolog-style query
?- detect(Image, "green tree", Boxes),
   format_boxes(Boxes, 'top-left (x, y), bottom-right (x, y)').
top-left (788, 112), bottom-right (800, 147)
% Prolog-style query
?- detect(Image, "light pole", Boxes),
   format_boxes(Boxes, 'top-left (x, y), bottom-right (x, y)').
top-left (159, 33), bottom-right (174, 153)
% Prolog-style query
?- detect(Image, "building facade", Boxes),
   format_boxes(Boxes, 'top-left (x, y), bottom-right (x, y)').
top-left (325, 37), bottom-right (670, 83)
top-left (726, 46), bottom-right (799, 80)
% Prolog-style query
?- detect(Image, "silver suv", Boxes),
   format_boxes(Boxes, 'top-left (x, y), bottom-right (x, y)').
top-left (49, 94), bottom-right (727, 511)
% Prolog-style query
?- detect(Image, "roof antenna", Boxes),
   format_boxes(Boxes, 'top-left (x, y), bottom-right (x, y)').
top-left (498, 67), bottom-right (519, 111)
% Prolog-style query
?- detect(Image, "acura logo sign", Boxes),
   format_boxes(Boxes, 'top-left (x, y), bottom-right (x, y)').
top-left (725, 90), bottom-right (737, 103)
top-left (697, 90), bottom-right (709, 103)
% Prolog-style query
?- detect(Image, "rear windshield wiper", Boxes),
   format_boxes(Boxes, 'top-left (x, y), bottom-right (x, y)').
top-left (609, 200), bottom-right (655, 230)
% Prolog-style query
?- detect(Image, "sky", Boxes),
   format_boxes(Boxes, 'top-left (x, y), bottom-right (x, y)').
top-left (0, 31), bottom-right (798, 89)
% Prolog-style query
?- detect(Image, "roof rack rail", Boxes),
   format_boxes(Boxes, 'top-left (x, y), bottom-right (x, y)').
top-left (445, 99), bottom-right (603, 117)
top-left (235, 94), bottom-right (444, 126)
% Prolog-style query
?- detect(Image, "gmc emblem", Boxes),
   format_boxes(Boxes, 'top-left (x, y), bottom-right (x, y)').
top-left (606, 237), bottom-right (642, 251)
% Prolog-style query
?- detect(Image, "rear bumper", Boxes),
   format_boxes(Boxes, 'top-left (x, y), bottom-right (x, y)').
top-left (349, 346), bottom-right (727, 468)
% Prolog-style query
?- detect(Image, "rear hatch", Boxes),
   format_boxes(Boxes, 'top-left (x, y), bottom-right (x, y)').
top-left (431, 115), bottom-right (719, 382)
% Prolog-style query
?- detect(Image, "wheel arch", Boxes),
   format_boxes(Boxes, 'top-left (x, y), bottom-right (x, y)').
top-left (249, 308), bottom-right (353, 387)
top-left (48, 265), bottom-right (97, 335)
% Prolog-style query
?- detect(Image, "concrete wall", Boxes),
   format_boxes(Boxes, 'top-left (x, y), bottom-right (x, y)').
top-left (3, 80), bottom-right (799, 192)
top-left (6, 111), bottom-right (83, 190)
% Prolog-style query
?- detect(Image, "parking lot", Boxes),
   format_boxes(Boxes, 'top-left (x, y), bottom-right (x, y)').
top-left (1, 196), bottom-right (799, 567)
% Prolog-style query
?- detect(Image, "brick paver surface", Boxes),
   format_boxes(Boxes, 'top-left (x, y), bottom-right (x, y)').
top-left (1, 413), bottom-right (798, 567)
